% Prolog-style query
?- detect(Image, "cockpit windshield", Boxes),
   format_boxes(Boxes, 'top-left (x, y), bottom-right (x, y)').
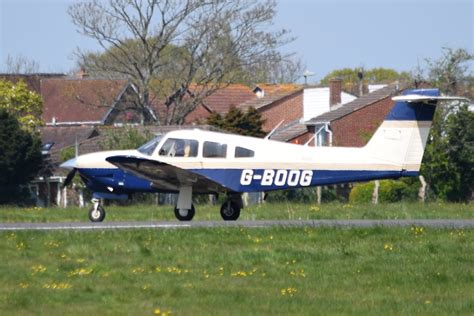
top-left (137, 135), bottom-right (163, 156)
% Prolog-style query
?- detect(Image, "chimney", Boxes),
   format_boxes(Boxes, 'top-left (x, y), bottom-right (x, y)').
top-left (76, 67), bottom-right (89, 79)
top-left (329, 78), bottom-right (342, 108)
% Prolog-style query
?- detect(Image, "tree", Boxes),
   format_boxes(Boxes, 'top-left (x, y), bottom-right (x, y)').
top-left (420, 47), bottom-right (473, 201)
top-left (100, 126), bottom-right (154, 150)
top-left (0, 79), bottom-right (43, 131)
top-left (3, 54), bottom-right (40, 74)
top-left (0, 109), bottom-right (42, 204)
top-left (69, 0), bottom-right (293, 125)
top-left (243, 55), bottom-right (305, 85)
top-left (206, 106), bottom-right (265, 137)
top-left (320, 67), bottom-right (411, 95)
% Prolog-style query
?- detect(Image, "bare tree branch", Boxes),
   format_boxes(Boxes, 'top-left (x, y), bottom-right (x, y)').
top-left (69, 0), bottom-right (295, 124)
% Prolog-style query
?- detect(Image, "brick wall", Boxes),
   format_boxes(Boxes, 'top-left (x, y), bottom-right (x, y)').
top-left (260, 91), bottom-right (303, 131)
top-left (331, 96), bottom-right (394, 147)
top-left (289, 132), bottom-right (313, 146)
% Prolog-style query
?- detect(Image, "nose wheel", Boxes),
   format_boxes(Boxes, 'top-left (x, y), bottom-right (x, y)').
top-left (174, 204), bottom-right (195, 221)
top-left (89, 199), bottom-right (106, 222)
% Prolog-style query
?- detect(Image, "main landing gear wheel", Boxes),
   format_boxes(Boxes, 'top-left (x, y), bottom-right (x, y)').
top-left (174, 204), bottom-right (195, 221)
top-left (89, 205), bottom-right (106, 222)
top-left (220, 201), bottom-right (241, 221)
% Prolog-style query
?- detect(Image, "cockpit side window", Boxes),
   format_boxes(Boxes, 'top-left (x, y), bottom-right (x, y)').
top-left (203, 141), bottom-right (227, 158)
top-left (159, 138), bottom-right (198, 157)
top-left (235, 146), bottom-right (254, 158)
top-left (137, 135), bottom-right (163, 156)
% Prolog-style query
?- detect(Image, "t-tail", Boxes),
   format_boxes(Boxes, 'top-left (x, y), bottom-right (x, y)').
top-left (364, 88), bottom-right (468, 177)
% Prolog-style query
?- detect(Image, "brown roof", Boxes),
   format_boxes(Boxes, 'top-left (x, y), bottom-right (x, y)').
top-left (305, 84), bottom-right (400, 124)
top-left (200, 84), bottom-right (255, 113)
top-left (270, 119), bottom-right (308, 142)
top-left (238, 85), bottom-right (303, 110)
top-left (0, 73), bottom-right (65, 93)
top-left (41, 79), bottom-right (129, 124)
top-left (40, 126), bottom-right (98, 151)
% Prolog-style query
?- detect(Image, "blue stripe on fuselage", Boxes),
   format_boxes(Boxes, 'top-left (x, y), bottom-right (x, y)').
top-left (78, 168), bottom-right (155, 195)
top-left (190, 168), bottom-right (416, 192)
top-left (386, 88), bottom-right (439, 121)
top-left (77, 167), bottom-right (419, 195)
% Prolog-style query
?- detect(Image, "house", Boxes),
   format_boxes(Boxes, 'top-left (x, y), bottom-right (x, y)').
top-left (270, 84), bottom-right (403, 147)
top-left (183, 84), bottom-right (256, 123)
top-left (41, 78), bottom-right (147, 126)
top-left (237, 80), bottom-right (357, 132)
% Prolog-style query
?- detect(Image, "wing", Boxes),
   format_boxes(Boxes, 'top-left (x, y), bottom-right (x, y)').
top-left (106, 155), bottom-right (227, 194)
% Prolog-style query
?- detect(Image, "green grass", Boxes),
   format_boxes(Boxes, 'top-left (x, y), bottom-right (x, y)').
top-left (0, 201), bottom-right (472, 223)
top-left (0, 227), bottom-right (472, 315)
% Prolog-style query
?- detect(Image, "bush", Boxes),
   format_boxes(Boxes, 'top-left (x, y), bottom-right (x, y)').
top-left (349, 179), bottom-right (419, 203)
top-left (265, 186), bottom-right (345, 203)
top-left (349, 182), bottom-right (374, 203)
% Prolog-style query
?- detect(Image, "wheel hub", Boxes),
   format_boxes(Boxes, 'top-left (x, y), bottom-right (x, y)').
top-left (223, 206), bottom-right (234, 216)
top-left (178, 209), bottom-right (189, 217)
top-left (91, 210), bottom-right (101, 219)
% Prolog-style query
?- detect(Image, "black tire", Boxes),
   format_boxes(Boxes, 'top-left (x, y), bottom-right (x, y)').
top-left (89, 205), bottom-right (106, 222)
top-left (174, 204), bottom-right (195, 221)
top-left (220, 201), bottom-right (240, 221)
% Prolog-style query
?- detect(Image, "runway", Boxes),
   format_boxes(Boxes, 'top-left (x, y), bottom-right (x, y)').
top-left (0, 219), bottom-right (473, 231)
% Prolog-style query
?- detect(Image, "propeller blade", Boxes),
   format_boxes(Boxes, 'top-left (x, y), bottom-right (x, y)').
top-left (62, 169), bottom-right (77, 188)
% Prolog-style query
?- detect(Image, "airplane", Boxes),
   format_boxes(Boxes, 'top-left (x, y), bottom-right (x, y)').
top-left (61, 88), bottom-right (468, 222)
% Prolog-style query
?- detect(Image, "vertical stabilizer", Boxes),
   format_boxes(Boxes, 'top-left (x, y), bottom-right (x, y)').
top-left (364, 89), bottom-right (440, 176)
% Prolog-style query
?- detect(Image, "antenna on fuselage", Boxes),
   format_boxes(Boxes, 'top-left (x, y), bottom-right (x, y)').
top-left (304, 135), bottom-right (316, 146)
top-left (75, 135), bottom-right (78, 158)
top-left (264, 120), bottom-right (285, 140)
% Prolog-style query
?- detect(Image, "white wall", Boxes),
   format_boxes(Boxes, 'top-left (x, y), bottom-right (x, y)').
top-left (303, 88), bottom-right (356, 121)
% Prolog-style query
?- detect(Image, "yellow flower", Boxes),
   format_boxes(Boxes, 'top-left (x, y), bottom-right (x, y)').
top-left (68, 268), bottom-right (93, 277)
top-left (132, 267), bottom-right (145, 274)
top-left (154, 308), bottom-right (161, 315)
top-left (31, 264), bottom-right (47, 274)
top-left (43, 282), bottom-right (72, 290)
top-left (384, 243), bottom-right (393, 251)
top-left (281, 287), bottom-right (297, 297)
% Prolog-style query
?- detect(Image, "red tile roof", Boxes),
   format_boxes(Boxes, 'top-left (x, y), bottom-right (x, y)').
top-left (238, 85), bottom-right (303, 111)
top-left (41, 79), bottom-right (129, 124)
top-left (200, 84), bottom-right (255, 113)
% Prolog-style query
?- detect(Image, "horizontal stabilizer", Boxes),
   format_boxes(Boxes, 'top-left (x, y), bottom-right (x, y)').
top-left (392, 95), bottom-right (470, 103)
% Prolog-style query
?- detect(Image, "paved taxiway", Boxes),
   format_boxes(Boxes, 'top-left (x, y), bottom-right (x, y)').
top-left (0, 219), bottom-right (473, 231)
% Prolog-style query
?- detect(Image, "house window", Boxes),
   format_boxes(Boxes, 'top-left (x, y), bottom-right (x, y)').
top-left (235, 146), bottom-right (254, 158)
top-left (159, 138), bottom-right (198, 157)
top-left (203, 141), bottom-right (227, 158)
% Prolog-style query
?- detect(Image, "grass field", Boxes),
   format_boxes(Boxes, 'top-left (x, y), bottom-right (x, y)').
top-left (1, 203), bottom-right (472, 314)
top-left (0, 201), bottom-right (473, 223)
top-left (0, 226), bottom-right (472, 315)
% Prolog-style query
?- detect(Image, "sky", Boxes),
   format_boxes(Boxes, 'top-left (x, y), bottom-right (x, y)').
top-left (0, 0), bottom-right (472, 82)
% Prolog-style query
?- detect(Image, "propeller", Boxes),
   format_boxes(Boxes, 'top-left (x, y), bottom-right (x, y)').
top-left (62, 168), bottom-right (77, 188)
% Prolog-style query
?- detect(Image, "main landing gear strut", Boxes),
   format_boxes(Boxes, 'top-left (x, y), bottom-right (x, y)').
top-left (174, 186), bottom-right (243, 222)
